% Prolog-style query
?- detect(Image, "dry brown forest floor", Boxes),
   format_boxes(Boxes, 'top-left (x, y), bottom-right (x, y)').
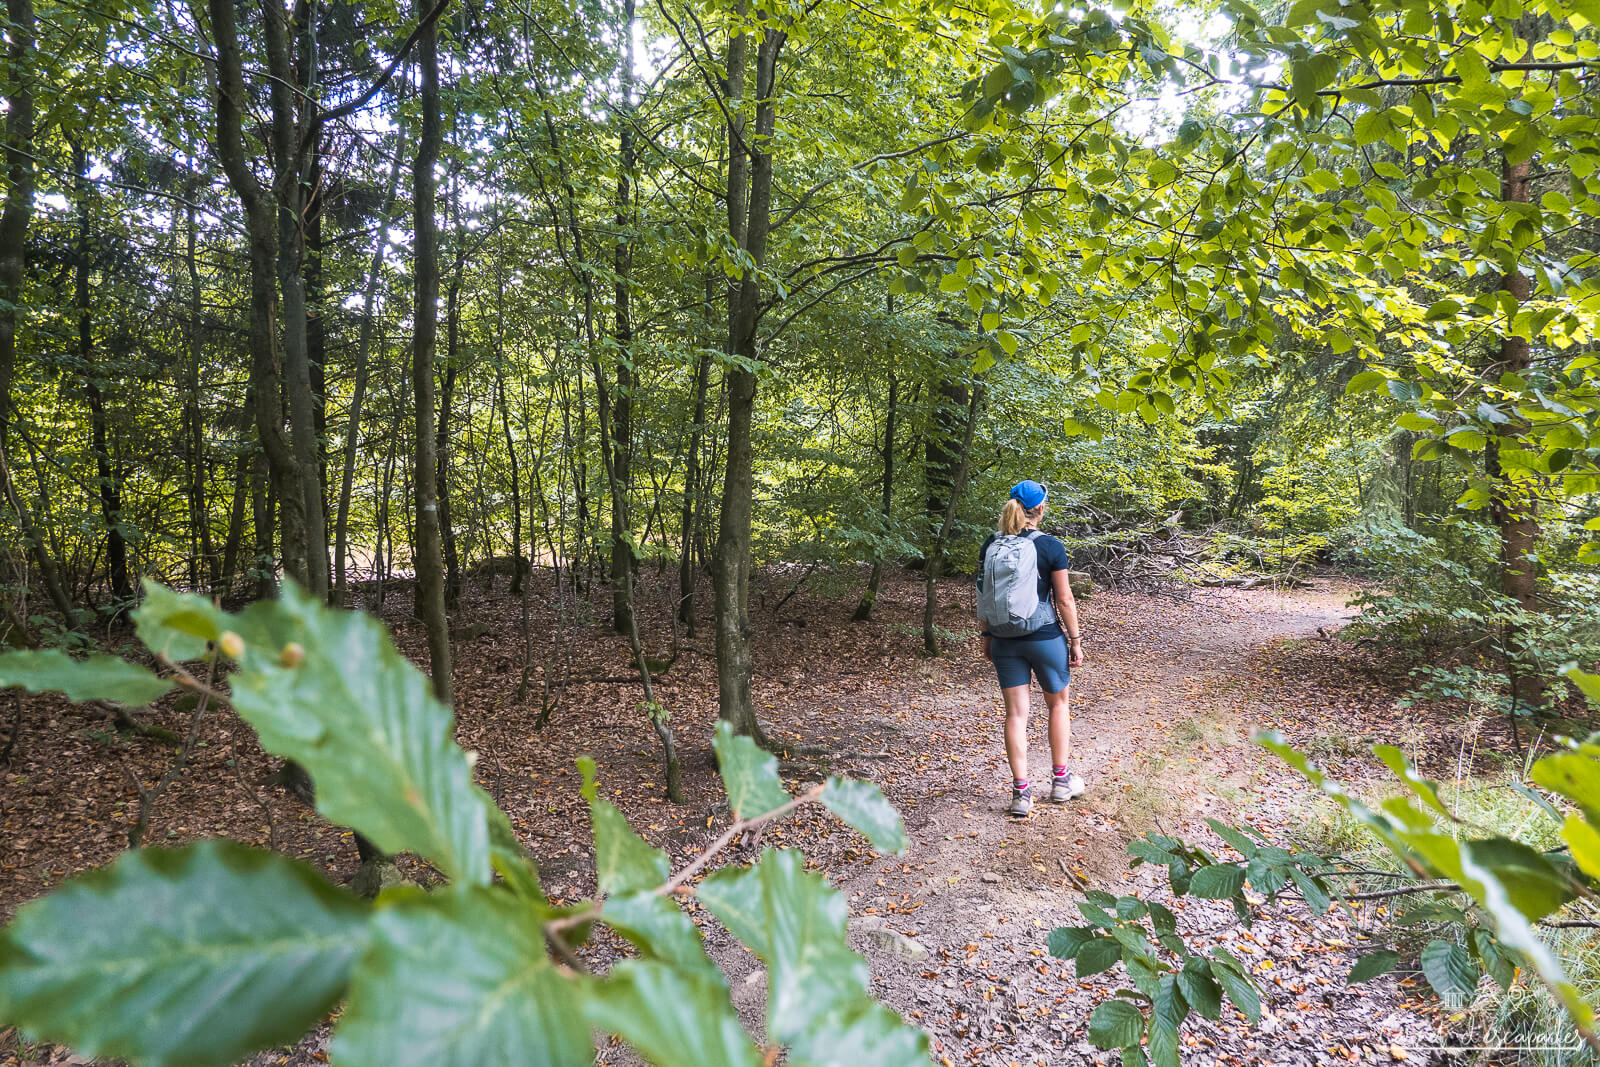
top-left (1, 566), bottom-right (1538, 1065)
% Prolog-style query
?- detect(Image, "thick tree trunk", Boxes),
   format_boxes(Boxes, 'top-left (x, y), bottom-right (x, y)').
top-left (925, 371), bottom-right (969, 570)
top-left (412, 0), bottom-right (453, 705)
top-left (855, 363), bottom-right (896, 622)
top-left (333, 130), bottom-right (408, 606)
top-left (713, 21), bottom-right (782, 743)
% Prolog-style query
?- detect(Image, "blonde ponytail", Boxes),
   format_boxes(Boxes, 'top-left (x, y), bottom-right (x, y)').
top-left (998, 498), bottom-right (1046, 536)
top-left (999, 499), bottom-right (1026, 535)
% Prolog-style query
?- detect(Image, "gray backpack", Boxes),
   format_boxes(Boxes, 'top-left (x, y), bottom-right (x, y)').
top-left (979, 531), bottom-right (1056, 637)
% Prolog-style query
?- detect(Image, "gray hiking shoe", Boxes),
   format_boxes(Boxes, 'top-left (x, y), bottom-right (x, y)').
top-left (1050, 772), bottom-right (1086, 803)
top-left (1007, 786), bottom-right (1034, 818)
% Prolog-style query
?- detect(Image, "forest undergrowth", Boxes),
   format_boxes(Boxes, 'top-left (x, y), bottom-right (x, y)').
top-left (2, 566), bottom-right (1558, 1066)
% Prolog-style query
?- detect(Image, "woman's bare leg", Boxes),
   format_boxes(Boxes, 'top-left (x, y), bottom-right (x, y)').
top-left (1044, 685), bottom-right (1071, 769)
top-left (1002, 684), bottom-right (1033, 782)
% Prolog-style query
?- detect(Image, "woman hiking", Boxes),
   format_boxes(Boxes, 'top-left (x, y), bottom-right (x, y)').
top-left (976, 480), bottom-right (1085, 818)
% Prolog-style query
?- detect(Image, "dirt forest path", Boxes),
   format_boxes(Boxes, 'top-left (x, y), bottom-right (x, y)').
top-left (718, 578), bottom-right (1443, 1067)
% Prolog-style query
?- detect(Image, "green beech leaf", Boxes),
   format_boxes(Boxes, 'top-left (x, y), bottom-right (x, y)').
top-left (0, 649), bottom-right (173, 706)
top-left (587, 961), bottom-right (761, 1067)
top-left (601, 891), bottom-right (722, 986)
top-left (133, 581), bottom-right (225, 662)
top-left (1346, 369), bottom-right (1387, 394)
top-left (1209, 949), bottom-right (1260, 1022)
top-left (1148, 975), bottom-right (1184, 1067)
top-left (711, 721), bottom-right (791, 819)
top-left (1187, 863), bottom-right (1246, 899)
top-left (1087, 998), bottom-right (1145, 1049)
top-left (0, 841), bottom-right (368, 1067)
top-left (1347, 950), bottom-right (1401, 983)
top-left (333, 888), bottom-right (591, 1066)
top-left (820, 777), bottom-right (907, 853)
top-left (1075, 935), bottom-right (1123, 977)
top-left (225, 582), bottom-right (493, 884)
top-left (1420, 939), bottom-right (1477, 1003)
top-left (1177, 958), bottom-right (1222, 1019)
top-left (696, 849), bottom-right (927, 1065)
top-left (1047, 926), bottom-right (1095, 959)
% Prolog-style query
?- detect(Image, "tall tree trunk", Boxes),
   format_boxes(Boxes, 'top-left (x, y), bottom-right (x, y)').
top-left (72, 141), bottom-right (132, 601)
top-left (855, 360), bottom-right (896, 622)
top-left (1492, 148), bottom-right (1544, 722)
top-left (923, 381), bottom-right (982, 656)
top-left (412, 0), bottom-right (453, 705)
top-left (208, 0), bottom-right (300, 594)
top-left (334, 128), bottom-right (408, 606)
top-left (0, 0), bottom-right (72, 622)
top-left (713, 19), bottom-right (782, 743)
top-left (184, 201), bottom-right (217, 590)
top-left (263, 0), bottom-right (326, 596)
top-left (609, 0), bottom-right (638, 635)
top-left (438, 280), bottom-right (461, 608)
top-left (677, 274), bottom-right (714, 634)
top-left (925, 370), bottom-right (968, 570)
top-left (219, 442), bottom-right (250, 597)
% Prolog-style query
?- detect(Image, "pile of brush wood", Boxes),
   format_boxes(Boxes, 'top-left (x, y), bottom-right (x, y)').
top-left (1046, 509), bottom-right (1318, 596)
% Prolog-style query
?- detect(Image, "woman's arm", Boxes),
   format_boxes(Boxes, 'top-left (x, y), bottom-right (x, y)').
top-left (1051, 568), bottom-right (1083, 667)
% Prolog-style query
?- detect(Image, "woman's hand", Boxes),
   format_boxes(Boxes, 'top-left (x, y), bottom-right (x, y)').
top-left (980, 634), bottom-right (993, 661)
top-left (1068, 637), bottom-right (1083, 668)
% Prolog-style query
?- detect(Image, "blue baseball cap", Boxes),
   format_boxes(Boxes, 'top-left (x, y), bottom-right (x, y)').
top-left (1010, 480), bottom-right (1048, 509)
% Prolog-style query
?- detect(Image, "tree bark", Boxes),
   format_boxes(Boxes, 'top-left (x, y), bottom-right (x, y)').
top-left (71, 141), bottom-right (132, 601)
top-left (334, 128), bottom-right (409, 606)
top-left (411, 0), bottom-right (453, 705)
top-left (1492, 148), bottom-right (1544, 720)
top-left (855, 359), bottom-right (896, 622)
top-left (183, 201), bottom-right (217, 591)
top-left (713, 18), bottom-right (782, 743)
top-left (208, 0), bottom-right (301, 594)
top-left (609, 0), bottom-right (638, 635)
top-left (263, 0), bottom-right (327, 596)
top-left (923, 381), bottom-right (983, 656)
top-left (677, 273), bottom-right (714, 634)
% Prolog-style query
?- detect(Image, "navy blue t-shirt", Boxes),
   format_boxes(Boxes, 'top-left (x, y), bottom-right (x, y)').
top-left (977, 531), bottom-right (1070, 641)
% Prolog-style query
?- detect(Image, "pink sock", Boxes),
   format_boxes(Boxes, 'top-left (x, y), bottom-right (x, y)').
top-left (1053, 765), bottom-right (1068, 778)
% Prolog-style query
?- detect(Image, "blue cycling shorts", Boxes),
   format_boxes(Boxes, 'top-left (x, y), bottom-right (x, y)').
top-left (991, 634), bottom-right (1071, 693)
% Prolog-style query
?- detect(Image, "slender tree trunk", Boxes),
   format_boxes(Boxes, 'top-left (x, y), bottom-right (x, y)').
top-left (678, 312), bottom-right (711, 633)
top-left (412, 0), bottom-right (453, 705)
top-left (436, 355), bottom-right (460, 607)
top-left (855, 362), bottom-right (896, 622)
top-left (1492, 148), bottom-right (1544, 721)
top-left (609, 0), bottom-right (638, 635)
top-left (923, 381), bottom-right (983, 656)
top-left (264, 0), bottom-right (326, 595)
top-left (219, 442), bottom-right (250, 597)
top-left (72, 142), bottom-right (132, 601)
top-left (333, 128), bottom-right (408, 606)
top-left (184, 201), bottom-right (217, 590)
